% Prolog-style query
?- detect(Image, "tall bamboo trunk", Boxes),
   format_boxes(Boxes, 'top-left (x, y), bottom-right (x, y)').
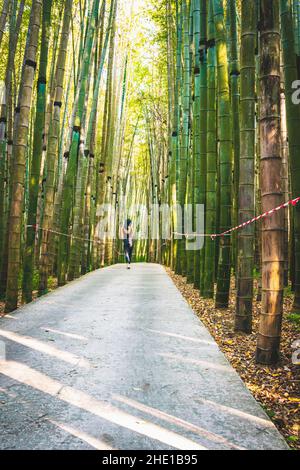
top-left (293, 0), bottom-right (300, 62)
top-left (173, 0), bottom-right (182, 274)
top-left (178, 0), bottom-right (190, 276)
top-left (235, 0), bottom-right (257, 332)
top-left (104, 31), bottom-right (119, 267)
top-left (192, 0), bottom-right (201, 287)
top-left (57, 0), bottom-right (99, 286)
top-left (22, 0), bottom-right (53, 303)
top-left (83, 35), bottom-right (112, 272)
top-left (0, 0), bottom-right (25, 298)
top-left (68, 10), bottom-right (99, 282)
top-left (39, 0), bottom-right (73, 295)
top-left (203, 0), bottom-right (217, 298)
top-left (227, 0), bottom-right (240, 280)
top-left (280, 0), bottom-right (300, 314)
top-left (166, 0), bottom-right (175, 268)
top-left (213, 0), bottom-right (233, 309)
top-left (94, 0), bottom-right (117, 269)
top-left (280, 80), bottom-right (289, 288)
top-left (198, 0), bottom-right (207, 294)
top-left (256, 0), bottom-right (284, 365)
top-left (185, 0), bottom-right (194, 283)
top-left (5, 0), bottom-right (43, 313)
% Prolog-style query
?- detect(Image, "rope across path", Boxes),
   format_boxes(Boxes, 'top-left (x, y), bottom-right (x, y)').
top-left (27, 224), bottom-right (125, 257)
top-left (27, 225), bottom-right (105, 247)
top-left (27, 196), bottom-right (300, 247)
top-left (174, 196), bottom-right (300, 240)
top-left (26, 225), bottom-right (167, 258)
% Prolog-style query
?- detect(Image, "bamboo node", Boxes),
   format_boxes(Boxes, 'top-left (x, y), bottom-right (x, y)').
top-left (25, 59), bottom-right (37, 70)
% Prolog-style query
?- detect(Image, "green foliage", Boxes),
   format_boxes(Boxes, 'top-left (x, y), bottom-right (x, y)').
top-left (287, 313), bottom-right (300, 327)
top-left (262, 406), bottom-right (276, 419)
top-left (284, 285), bottom-right (294, 297)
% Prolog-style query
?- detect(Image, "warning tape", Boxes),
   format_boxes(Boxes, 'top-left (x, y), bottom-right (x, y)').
top-left (174, 196), bottom-right (300, 241)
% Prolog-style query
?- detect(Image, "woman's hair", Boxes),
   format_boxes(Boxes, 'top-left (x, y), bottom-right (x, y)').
top-left (125, 219), bottom-right (132, 229)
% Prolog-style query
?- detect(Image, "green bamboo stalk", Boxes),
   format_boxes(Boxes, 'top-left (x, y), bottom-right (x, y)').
top-left (173, 0), bottom-right (182, 274)
top-left (213, 0), bottom-right (233, 309)
top-left (57, 0), bottom-right (100, 286)
top-left (256, 0), bottom-right (284, 365)
top-left (235, 0), bottom-right (256, 332)
top-left (186, 0), bottom-right (194, 283)
top-left (198, 0), bottom-right (207, 294)
top-left (293, 0), bottom-right (300, 55)
top-left (86, 2), bottom-right (114, 154)
top-left (203, 0), bottom-right (217, 299)
top-left (38, 0), bottom-right (73, 295)
top-left (227, 0), bottom-right (240, 279)
top-left (68, 141), bottom-right (89, 281)
top-left (94, 0), bottom-right (117, 269)
top-left (82, 154), bottom-right (95, 274)
top-left (0, 0), bottom-right (25, 298)
top-left (5, 0), bottom-right (43, 313)
top-left (167, 0), bottom-right (176, 269)
top-left (178, 0), bottom-right (190, 276)
top-left (22, 0), bottom-right (53, 303)
top-left (45, 45), bottom-right (78, 281)
top-left (104, 5), bottom-right (119, 267)
top-left (76, 0), bottom-right (113, 276)
top-left (192, 0), bottom-right (201, 287)
top-left (43, 1), bottom-right (64, 156)
top-left (280, 77), bottom-right (290, 287)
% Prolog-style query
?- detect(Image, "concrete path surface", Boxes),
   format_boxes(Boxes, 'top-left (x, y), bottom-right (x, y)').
top-left (0, 264), bottom-right (289, 450)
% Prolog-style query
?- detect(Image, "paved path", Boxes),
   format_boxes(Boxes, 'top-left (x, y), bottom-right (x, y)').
top-left (0, 264), bottom-right (289, 450)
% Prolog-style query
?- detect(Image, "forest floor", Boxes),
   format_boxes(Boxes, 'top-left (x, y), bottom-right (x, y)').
top-left (166, 268), bottom-right (300, 450)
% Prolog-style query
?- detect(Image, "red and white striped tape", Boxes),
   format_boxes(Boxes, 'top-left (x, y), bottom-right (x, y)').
top-left (213, 196), bottom-right (300, 240)
top-left (174, 196), bottom-right (300, 241)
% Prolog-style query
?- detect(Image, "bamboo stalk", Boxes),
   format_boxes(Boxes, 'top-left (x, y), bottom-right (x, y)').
top-left (256, 0), bottom-right (284, 365)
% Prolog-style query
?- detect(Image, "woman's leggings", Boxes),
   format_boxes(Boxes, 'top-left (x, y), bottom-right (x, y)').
top-left (124, 242), bottom-right (133, 264)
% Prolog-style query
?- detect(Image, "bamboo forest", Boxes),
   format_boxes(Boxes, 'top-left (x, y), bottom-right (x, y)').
top-left (0, 0), bottom-right (299, 453)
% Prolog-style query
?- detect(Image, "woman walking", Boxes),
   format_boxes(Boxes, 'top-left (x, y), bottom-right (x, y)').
top-left (122, 219), bottom-right (134, 269)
